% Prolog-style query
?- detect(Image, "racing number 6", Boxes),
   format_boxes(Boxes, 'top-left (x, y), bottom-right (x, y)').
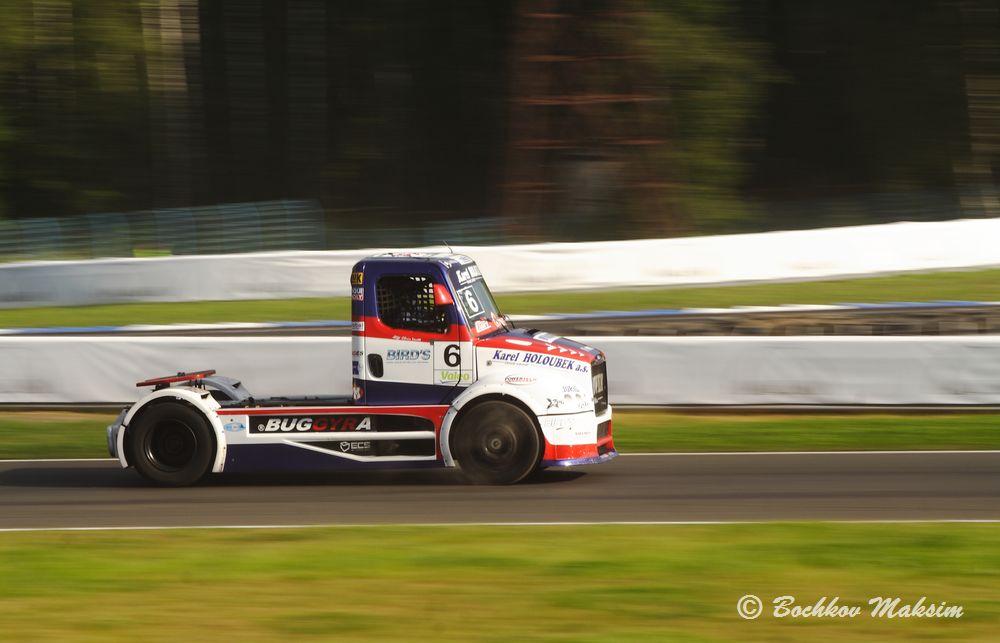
top-left (444, 344), bottom-right (461, 367)
top-left (463, 289), bottom-right (480, 313)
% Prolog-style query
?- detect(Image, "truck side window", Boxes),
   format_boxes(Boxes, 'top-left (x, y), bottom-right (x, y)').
top-left (376, 275), bottom-right (449, 334)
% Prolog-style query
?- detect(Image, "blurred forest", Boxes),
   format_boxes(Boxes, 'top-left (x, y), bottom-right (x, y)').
top-left (0, 0), bottom-right (998, 242)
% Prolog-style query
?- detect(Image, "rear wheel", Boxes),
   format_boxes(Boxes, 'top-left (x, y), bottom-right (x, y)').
top-left (127, 402), bottom-right (214, 487)
top-left (452, 401), bottom-right (541, 484)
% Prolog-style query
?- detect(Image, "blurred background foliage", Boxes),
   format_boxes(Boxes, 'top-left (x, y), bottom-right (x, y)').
top-left (0, 0), bottom-right (997, 251)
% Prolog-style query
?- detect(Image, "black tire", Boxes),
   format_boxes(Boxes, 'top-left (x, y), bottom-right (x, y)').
top-left (126, 402), bottom-right (215, 487)
top-left (452, 401), bottom-right (541, 484)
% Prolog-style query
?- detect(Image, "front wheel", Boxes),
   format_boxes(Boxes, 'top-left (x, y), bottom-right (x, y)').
top-left (126, 402), bottom-right (215, 487)
top-left (452, 401), bottom-right (541, 484)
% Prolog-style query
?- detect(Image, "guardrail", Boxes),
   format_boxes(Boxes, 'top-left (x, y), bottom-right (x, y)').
top-left (4, 301), bottom-right (1000, 338)
top-left (0, 200), bottom-right (328, 261)
top-left (4, 335), bottom-right (1000, 406)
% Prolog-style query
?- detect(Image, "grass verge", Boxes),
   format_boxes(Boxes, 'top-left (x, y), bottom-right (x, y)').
top-left (2, 267), bottom-right (999, 328)
top-left (615, 412), bottom-right (1000, 453)
top-left (0, 412), bottom-right (116, 459)
top-left (0, 523), bottom-right (997, 641)
top-left (2, 410), bottom-right (998, 460)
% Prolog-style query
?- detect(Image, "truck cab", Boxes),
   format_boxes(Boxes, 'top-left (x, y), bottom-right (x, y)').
top-left (108, 252), bottom-right (615, 485)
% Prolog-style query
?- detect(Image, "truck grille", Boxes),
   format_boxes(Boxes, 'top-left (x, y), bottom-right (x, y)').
top-left (592, 356), bottom-right (608, 414)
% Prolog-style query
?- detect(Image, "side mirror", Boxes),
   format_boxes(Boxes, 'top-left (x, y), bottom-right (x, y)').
top-left (433, 283), bottom-right (454, 306)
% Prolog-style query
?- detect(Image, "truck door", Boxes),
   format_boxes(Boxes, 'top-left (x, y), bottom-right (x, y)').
top-left (363, 270), bottom-right (466, 405)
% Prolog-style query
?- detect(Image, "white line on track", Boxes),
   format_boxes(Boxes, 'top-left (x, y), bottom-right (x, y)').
top-left (4, 450), bottom-right (1000, 465)
top-left (621, 449), bottom-right (1000, 456)
top-left (0, 457), bottom-right (117, 463)
top-left (2, 519), bottom-right (1000, 533)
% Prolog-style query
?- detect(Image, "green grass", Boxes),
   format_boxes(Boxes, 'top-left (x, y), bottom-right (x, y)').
top-left (0, 523), bottom-right (997, 640)
top-left (2, 267), bottom-right (999, 328)
top-left (501, 267), bottom-right (1000, 316)
top-left (614, 412), bottom-right (1000, 453)
top-left (0, 412), bottom-right (117, 459)
top-left (0, 298), bottom-right (354, 329)
top-left (3, 410), bottom-right (999, 460)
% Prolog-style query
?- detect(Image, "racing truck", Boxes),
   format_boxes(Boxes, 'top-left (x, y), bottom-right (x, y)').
top-left (107, 253), bottom-right (615, 485)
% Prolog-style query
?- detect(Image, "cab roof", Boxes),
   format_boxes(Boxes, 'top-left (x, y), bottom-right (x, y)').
top-left (362, 252), bottom-right (475, 268)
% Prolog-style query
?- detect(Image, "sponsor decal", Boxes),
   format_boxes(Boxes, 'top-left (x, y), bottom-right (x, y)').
top-left (350, 271), bottom-right (363, 286)
top-left (391, 335), bottom-right (426, 342)
top-left (474, 319), bottom-right (493, 333)
top-left (339, 440), bottom-right (372, 454)
top-left (252, 416), bottom-right (373, 433)
top-left (437, 369), bottom-right (473, 384)
top-left (351, 286), bottom-right (364, 301)
top-left (223, 420), bottom-right (246, 433)
top-left (505, 375), bottom-right (536, 385)
top-left (455, 265), bottom-right (482, 285)
top-left (540, 416), bottom-right (575, 431)
top-left (490, 349), bottom-right (589, 372)
top-left (352, 321), bottom-right (365, 332)
top-left (386, 348), bottom-right (431, 362)
top-left (492, 349), bottom-right (520, 363)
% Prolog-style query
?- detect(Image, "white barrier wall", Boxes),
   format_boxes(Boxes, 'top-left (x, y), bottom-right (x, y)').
top-left (3, 217), bottom-right (1000, 308)
top-left (597, 336), bottom-right (1000, 406)
top-left (0, 337), bottom-right (351, 404)
top-left (4, 335), bottom-right (1000, 406)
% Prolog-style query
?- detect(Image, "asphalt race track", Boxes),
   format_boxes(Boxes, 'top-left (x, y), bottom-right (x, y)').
top-left (1, 451), bottom-right (998, 530)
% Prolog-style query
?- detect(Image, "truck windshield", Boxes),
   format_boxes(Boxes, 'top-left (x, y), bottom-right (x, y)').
top-left (447, 263), bottom-right (506, 335)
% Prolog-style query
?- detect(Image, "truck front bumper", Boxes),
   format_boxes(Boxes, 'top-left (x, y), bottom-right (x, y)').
top-left (541, 449), bottom-right (618, 467)
top-left (106, 409), bottom-right (127, 461)
top-left (539, 412), bottom-right (616, 467)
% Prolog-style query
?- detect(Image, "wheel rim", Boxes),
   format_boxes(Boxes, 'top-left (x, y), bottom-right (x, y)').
top-left (469, 424), bottom-right (521, 472)
top-left (144, 420), bottom-right (198, 472)
top-left (455, 402), bottom-right (541, 484)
